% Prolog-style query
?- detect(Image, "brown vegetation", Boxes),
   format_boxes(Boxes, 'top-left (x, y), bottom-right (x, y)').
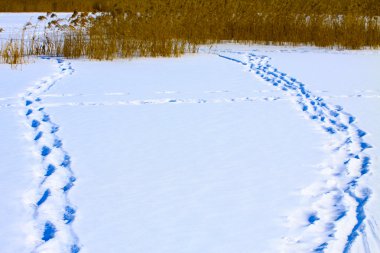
top-left (1, 0), bottom-right (380, 64)
top-left (2, 0), bottom-right (380, 16)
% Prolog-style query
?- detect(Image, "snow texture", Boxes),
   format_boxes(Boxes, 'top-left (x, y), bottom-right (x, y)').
top-left (216, 48), bottom-right (380, 252)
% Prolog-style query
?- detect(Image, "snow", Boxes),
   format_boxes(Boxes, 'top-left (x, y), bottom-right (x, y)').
top-left (211, 46), bottom-right (380, 252)
top-left (259, 48), bottom-right (380, 252)
top-left (42, 55), bottom-right (328, 253)
top-left (1, 13), bottom-right (380, 253)
top-left (0, 59), bottom-right (57, 253)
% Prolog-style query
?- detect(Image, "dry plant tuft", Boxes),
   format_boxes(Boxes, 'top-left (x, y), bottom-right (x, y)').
top-left (1, 39), bottom-right (25, 66)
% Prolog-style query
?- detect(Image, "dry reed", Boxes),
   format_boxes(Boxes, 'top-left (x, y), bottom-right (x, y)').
top-left (2, 0), bottom-right (380, 16)
top-left (1, 0), bottom-right (380, 64)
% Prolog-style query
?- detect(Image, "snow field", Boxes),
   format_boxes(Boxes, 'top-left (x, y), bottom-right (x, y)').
top-left (1, 16), bottom-right (380, 252)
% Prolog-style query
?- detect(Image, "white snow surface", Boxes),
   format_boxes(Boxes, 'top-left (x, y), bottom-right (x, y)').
top-left (1, 13), bottom-right (380, 253)
top-left (42, 55), bottom-right (328, 253)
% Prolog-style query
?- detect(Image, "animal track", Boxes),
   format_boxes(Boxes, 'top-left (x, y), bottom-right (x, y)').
top-left (218, 50), bottom-right (376, 252)
top-left (21, 57), bottom-right (80, 252)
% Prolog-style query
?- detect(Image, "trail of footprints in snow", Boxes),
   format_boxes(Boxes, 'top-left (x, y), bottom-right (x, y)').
top-left (40, 96), bottom-right (283, 107)
top-left (219, 52), bottom-right (377, 252)
top-left (1, 91), bottom-right (380, 109)
top-left (22, 58), bottom-right (80, 253)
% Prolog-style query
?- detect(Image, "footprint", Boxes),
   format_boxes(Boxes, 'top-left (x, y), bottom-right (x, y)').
top-left (357, 129), bottom-right (366, 138)
top-left (45, 164), bottom-right (56, 177)
top-left (330, 110), bottom-right (339, 117)
top-left (61, 154), bottom-right (71, 168)
top-left (361, 157), bottom-right (370, 175)
top-left (31, 120), bottom-right (40, 128)
top-left (314, 242), bottom-right (328, 252)
top-left (36, 189), bottom-right (50, 206)
top-left (34, 131), bottom-right (43, 141)
top-left (308, 213), bottom-right (320, 225)
top-left (51, 125), bottom-right (59, 134)
top-left (324, 127), bottom-right (336, 134)
top-left (41, 146), bottom-right (52, 157)
top-left (42, 221), bottom-right (56, 242)
top-left (71, 245), bottom-right (80, 253)
top-left (42, 114), bottom-right (50, 122)
top-left (26, 109), bottom-right (33, 116)
top-left (360, 142), bottom-right (372, 151)
top-left (348, 116), bottom-right (356, 124)
top-left (53, 139), bottom-right (62, 148)
top-left (63, 206), bottom-right (76, 224)
top-left (63, 176), bottom-right (76, 192)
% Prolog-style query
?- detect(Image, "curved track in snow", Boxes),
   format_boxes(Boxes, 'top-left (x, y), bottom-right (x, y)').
top-left (21, 58), bottom-right (80, 253)
top-left (217, 50), bottom-right (378, 252)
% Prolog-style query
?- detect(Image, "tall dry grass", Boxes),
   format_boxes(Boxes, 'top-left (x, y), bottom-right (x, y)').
top-left (0, 17), bottom-right (68, 65)
top-left (1, 0), bottom-right (380, 64)
top-left (2, 0), bottom-right (380, 16)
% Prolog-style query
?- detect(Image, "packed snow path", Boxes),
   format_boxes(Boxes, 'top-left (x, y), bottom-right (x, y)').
top-left (21, 58), bottom-right (80, 253)
top-left (217, 51), bottom-right (378, 252)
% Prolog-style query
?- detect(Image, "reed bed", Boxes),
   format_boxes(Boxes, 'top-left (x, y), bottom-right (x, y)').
top-left (1, 0), bottom-right (380, 65)
top-left (2, 0), bottom-right (380, 16)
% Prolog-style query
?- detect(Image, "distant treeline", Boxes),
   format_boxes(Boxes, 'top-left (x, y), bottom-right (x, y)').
top-left (1, 0), bottom-right (380, 64)
top-left (2, 0), bottom-right (380, 16)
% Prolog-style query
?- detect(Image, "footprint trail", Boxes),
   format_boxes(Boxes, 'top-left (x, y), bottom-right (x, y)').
top-left (21, 57), bottom-right (80, 253)
top-left (218, 51), bottom-right (377, 252)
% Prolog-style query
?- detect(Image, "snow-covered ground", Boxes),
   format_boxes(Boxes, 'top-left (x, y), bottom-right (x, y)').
top-left (1, 14), bottom-right (380, 253)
